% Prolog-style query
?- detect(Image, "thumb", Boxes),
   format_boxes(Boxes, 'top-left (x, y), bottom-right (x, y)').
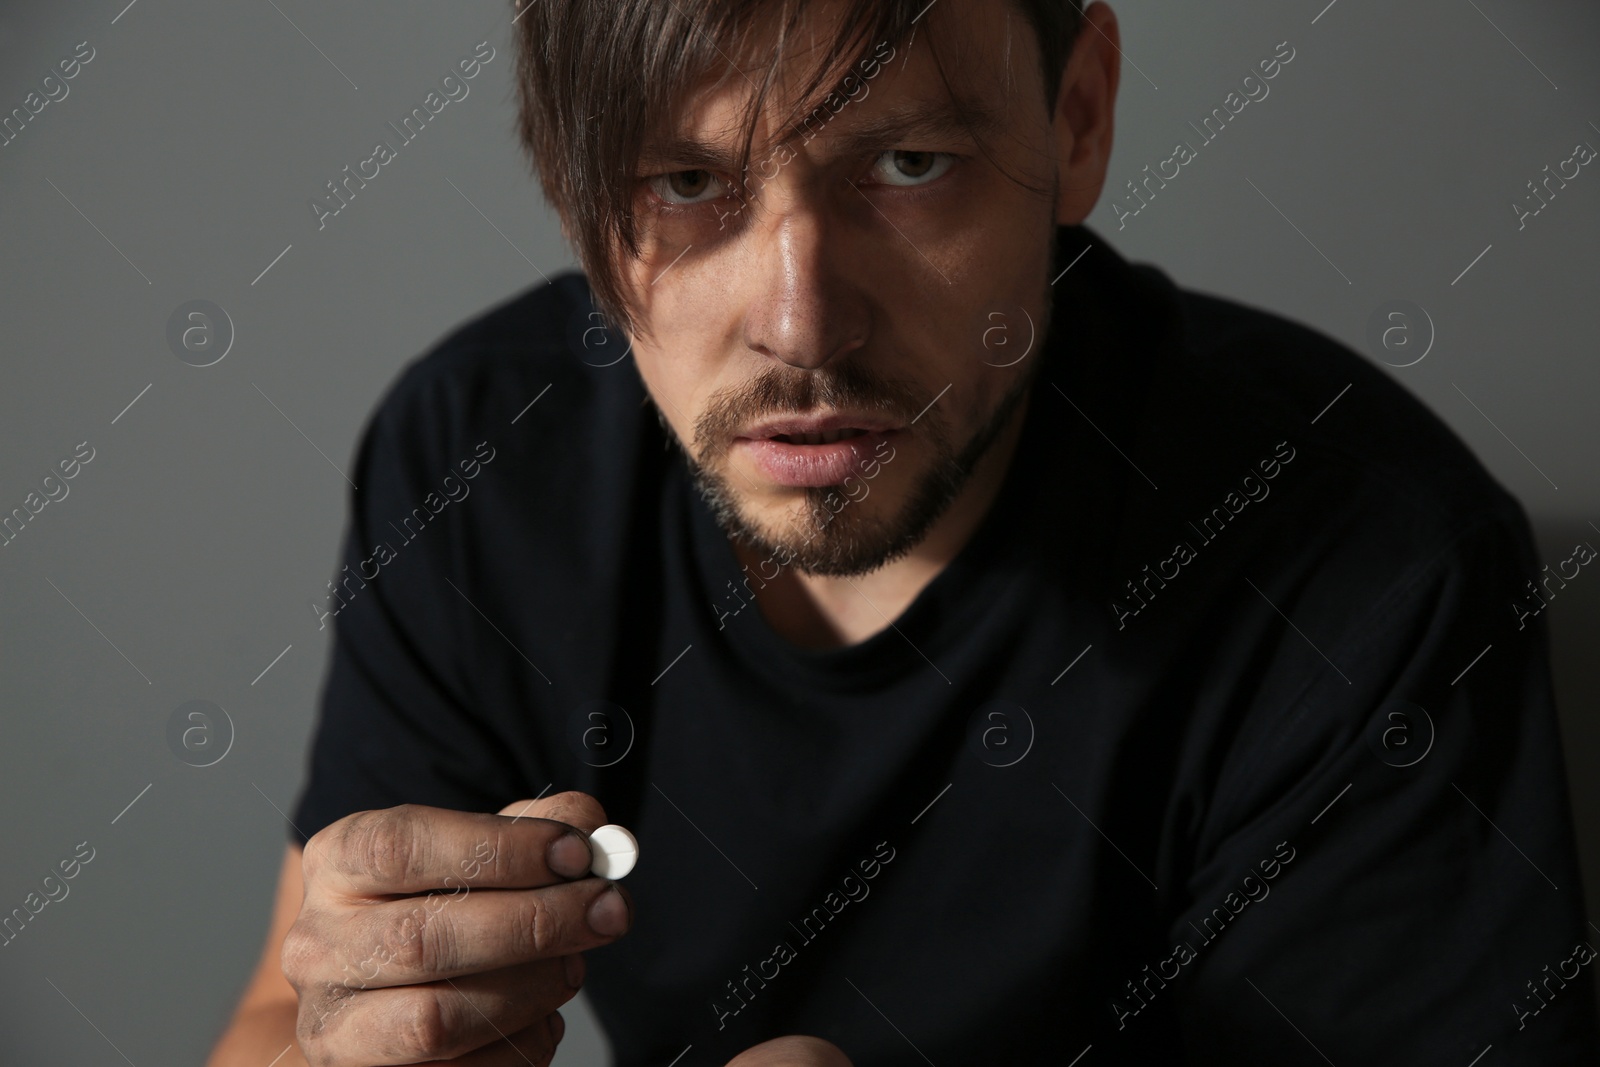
top-left (723, 1036), bottom-right (854, 1067)
top-left (497, 790), bottom-right (610, 835)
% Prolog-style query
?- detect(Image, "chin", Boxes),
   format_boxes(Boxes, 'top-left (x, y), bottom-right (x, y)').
top-left (706, 456), bottom-right (967, 580)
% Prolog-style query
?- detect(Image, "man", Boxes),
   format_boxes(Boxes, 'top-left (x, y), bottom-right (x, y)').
top-left (208, 1), bottom-right (1600, 1064)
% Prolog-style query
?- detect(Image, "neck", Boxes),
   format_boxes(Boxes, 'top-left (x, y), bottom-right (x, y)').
top-left (730, 388), bottom-right (1032, 649)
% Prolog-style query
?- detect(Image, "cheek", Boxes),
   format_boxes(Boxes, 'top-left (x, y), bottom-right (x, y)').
top-left (625, 269), bottom-right (738, 422)
top-left (905, 310), bottom-right (1025, 434)
top-left (965, 372), bottom-right (1017, 430)
top-left (898, 228), bottom-right (1051, 405)
top-left (631, 343), bottom-right (724, 452)
top-left (633, 355), bottom-right (689, 429)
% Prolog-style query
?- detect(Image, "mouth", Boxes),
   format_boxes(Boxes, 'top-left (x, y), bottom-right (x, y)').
top-left (737, 413), bottom-right (902, 442)
top-left (769, 428), bottom-right (873, 446)
top-left (732, 418), bottom-right (901, 489)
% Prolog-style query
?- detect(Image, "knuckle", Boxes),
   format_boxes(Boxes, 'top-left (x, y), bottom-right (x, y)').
top-left (389, 907), bottom-right (435, 973)
top-left (484, 827), bottom-right (509, 880)
top-left (301, 832), bottom-right (332, 883)
top-left (293, 992), bottom-right (345, 1067)
top-left (279, 926), bottom-right (310, 986)
top-left (382, 921), bottom-right (428, 979)
top-left (293, 1014), bottom-right (322, 1064)
top-left (343, 806), bottom-right (421, 885)
top-left (351, 907), bottom-right (424, 981)
top-left (546, 790), bottom-right (609, 830)
top-left (300, 838), bottom-right (322, 878)
top-left (388, 990), bottom-right (458, 1061)
top-left (279, 920), bottom-right (324, 989)
top-left (511, 894), bottom-right (566, 957)
top-left (414, 901), bottom-right (458, 973)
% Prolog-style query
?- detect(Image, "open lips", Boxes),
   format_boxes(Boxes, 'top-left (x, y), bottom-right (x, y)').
top-left (734, 416), bottom-right (901, 488)
top-left (771, 428), bottom-right (871, 445)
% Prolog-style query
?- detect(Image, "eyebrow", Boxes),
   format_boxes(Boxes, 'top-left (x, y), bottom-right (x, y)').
top-left (638, 93), bottom-right (1008, 174)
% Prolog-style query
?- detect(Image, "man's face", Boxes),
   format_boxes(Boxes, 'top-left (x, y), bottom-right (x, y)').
top-left (618, 0), bottom-right (1064, 577)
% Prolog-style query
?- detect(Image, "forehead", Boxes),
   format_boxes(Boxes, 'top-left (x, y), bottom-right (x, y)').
top-left (639, 0), bottom-right (1035, 164)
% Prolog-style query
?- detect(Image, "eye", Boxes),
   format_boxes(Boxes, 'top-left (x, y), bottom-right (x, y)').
top-left (867, 150), bottom-right (956, 187)
top-left (647, 169), bottom-right (731, 206)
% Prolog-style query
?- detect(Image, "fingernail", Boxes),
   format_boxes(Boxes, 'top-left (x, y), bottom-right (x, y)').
top-left (563, 953), bottom-right (584, 989)
top-left (587, 884), bottom-right (630, 936)
top-left (547, 830), bottom-right (592, 880)
top-left (549, 1012), bottom-right (566, 1043)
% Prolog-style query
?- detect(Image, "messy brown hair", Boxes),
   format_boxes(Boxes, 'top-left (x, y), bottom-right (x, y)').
top-left (512, 0), bottom-right (1085, 338)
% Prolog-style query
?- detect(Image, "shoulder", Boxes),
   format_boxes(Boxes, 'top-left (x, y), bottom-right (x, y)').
top-left (1069, 241), bottom-right (1542, 672)
top-left (355, 270), bottom-right (648, 470)
top-left (368, 271), bottom-right (593, 437)
top-left (1135, 263), bottom-right (1529, 563)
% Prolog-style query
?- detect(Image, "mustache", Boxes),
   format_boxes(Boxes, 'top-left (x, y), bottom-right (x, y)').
top-left (691, 358), bottom-right (933, 459)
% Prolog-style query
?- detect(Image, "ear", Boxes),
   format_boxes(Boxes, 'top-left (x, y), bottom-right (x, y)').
top-left (1052, 2), bottom-right (1121, 225)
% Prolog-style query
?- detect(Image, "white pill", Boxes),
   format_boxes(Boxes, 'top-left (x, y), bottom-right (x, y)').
top-left (588, 824), bottom-right (639, 879)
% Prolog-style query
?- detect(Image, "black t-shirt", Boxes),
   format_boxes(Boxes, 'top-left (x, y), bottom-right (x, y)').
top-left (291, 223), bottom-right (1599, 1066)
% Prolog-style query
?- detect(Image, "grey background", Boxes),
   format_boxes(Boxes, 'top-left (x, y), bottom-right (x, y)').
top-left (1, 0), bottom-right (1595, 1063)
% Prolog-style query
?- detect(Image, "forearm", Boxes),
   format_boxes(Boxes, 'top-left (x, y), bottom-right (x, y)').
top-left (206, 1000), bottom-right (307, 1067)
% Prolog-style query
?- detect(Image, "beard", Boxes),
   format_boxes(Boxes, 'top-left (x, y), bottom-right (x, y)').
top-left (651, 289), bottom-right (1053, 578)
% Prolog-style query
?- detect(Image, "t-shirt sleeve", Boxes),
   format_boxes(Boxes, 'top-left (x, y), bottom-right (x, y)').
top-left (288, 361), bottom-right (526, 847)
top-left (1168, 508), bottom-right (1600, 1065)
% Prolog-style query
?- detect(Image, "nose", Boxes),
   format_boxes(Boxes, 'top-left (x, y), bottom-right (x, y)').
top-left (741, 207), bottom-right (870, 371)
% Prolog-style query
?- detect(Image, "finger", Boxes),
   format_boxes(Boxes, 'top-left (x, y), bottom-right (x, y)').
top-left (316, 879), bottom-right (628, 988)
top-left (723, 1035), bottom-right (855, 1067)
top-left (304, 802), bottom-right (599, 898)
top-left (433, 1014), bottom-right (564, 1066)
top-left (308, 960), bottom-right (573, 1065)
top-left (497, 791), bottom-right (609, 834)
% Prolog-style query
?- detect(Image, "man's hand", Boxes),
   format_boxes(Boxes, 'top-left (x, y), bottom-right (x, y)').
top-left (280, 791), bottom-right (633, 1066)
top-left (723, 1035), bottom-right (855, 1067)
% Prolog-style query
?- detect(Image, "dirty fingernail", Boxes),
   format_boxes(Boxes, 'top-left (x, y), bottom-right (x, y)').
top-left (587, 884), bottom-right (630, 936)
top-left (547, 830), bottom-right (592, 880)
